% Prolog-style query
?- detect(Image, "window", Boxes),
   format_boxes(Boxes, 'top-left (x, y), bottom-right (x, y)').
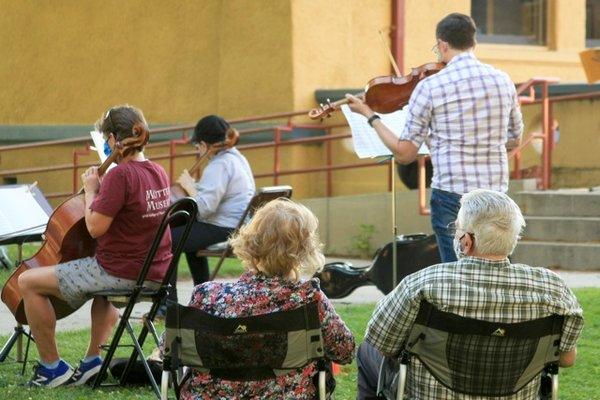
top-left (587, 0), bottom-right (600, 47)
top-left (471, 0), bottom-right (547, 45)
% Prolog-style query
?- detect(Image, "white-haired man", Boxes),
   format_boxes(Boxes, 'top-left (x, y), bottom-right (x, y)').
top-left (356, 189), bottom-right (584, 400)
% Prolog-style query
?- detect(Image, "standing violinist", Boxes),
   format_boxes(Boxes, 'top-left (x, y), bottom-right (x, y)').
top-left (164, 115), bottom-right (255, 312)
top-left (346, 12), bottom-right (523, 262)
top-left (18, 105), bottom-right (172, 387)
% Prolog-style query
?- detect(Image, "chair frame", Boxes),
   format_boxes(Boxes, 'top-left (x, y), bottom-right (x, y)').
top-left (160, 301), bottom-right (330, 400)
top-left (91, 197), bottom-right (198, 399)
top-left (377, 300), bottom-right (562, 400)
top-left (195, 185), bottom-right (292, 280)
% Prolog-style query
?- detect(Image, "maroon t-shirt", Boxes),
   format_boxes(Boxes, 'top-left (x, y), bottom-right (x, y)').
top-left (91, 160), bottom-right (172, 281)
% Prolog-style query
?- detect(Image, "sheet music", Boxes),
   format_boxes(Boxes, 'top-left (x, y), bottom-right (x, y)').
top-left (0, 209), bottom-right (15, 235)
top-left (0, 186), bottom-right (49, 237)
top-left (341, 105), bottom-right (429, 158)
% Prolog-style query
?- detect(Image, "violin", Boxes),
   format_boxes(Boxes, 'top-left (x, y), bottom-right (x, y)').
top-left (308, 62), bottom-right (445, 120)
top-left (170, 128), bottom-right (240, 201)
top-left (1, 129), bottom-right (149, 324)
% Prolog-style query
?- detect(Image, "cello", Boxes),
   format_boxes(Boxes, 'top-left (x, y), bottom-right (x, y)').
top-left (170, 127), bottom-right (240, 201)
top-left (308, 62), bottom-right (445, 120)
top-left (1, 131), bottom-right (149, 325)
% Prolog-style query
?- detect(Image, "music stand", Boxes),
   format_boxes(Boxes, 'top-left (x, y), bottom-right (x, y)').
top-left (0, 184), bottom-right (52, 373)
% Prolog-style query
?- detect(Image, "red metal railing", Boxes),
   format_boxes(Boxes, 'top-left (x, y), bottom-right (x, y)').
top-left (0, 113), bottom-right (393, 201)
top-left (1, 81), bottom-right (599, 208)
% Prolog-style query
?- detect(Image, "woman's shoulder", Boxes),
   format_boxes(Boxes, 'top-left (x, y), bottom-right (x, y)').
top-left (190, 280), bottom-right (225, 300)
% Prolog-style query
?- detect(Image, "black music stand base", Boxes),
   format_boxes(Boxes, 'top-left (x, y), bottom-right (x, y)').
top-left (0, 325), bottom-right (34, 375)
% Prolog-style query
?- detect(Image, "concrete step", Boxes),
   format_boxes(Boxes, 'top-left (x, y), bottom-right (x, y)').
top-left (514, 189), bottom-right (600, 217)
top-left (522, 216), bottom-right (600, 242)
top-left (512, 240), bottom-right (600, 270)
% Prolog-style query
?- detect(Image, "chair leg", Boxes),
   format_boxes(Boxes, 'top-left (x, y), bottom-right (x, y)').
top-left (146, 318), bottom-right (161, 347)
top-left (123, 320), bottom-right (161, 399)
top-left (397, 363), bottom-right (407, 400)
top-left (120, 299), bottom-right (161, 382)
top-left (209, 253), bottom-right (228, 281)
top-left (318, 370), bottom-right (326, 400)
top-left (92, 311), bottom-right (130, 389)
top-left (160, 370), bottom-right (170, 400)
top-left (21, 329), bottom-right (33, 376)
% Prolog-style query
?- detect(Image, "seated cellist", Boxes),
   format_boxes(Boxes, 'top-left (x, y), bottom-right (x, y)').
top-left (18, 105), bottom-right (172, 388)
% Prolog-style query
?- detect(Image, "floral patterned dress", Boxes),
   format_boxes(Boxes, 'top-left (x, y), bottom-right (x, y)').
top-left (179, 271), bottom-right (356, 400)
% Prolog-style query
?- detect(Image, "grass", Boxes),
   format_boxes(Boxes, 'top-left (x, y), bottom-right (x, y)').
top-left (0, 244), bottom-right (598, 399)
top-left (0, 290), bottom-right (598, 399)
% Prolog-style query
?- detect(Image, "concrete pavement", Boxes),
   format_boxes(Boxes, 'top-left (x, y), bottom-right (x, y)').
top-left (1, 258), bottom-right (599, 335)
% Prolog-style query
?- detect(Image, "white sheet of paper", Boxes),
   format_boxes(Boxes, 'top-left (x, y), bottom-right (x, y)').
top-left (0, 186), bottom-right (49, 236)
top-left (341, 105), bottom-right (429, 158)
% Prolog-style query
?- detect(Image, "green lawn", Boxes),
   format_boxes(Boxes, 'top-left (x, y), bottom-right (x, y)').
top-left (0, 244), bottom-right (599, 399)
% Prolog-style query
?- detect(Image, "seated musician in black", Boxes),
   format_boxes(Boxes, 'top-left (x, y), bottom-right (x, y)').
top-left (165, 115), bottom-right (255, 309)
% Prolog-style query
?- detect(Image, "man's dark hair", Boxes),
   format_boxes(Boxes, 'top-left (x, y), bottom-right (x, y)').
top-left (436, 13), bottom-right (477, 50)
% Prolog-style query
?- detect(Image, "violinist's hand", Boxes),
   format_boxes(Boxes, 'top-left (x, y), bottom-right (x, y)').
top-left (177, 169), bottom-right (198, 197)
top-left (81, 167), bottom-right (100, 194)
top-left (345, 94), bottom-right (375, 118)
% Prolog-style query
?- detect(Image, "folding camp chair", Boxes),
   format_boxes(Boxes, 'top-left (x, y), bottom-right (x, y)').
top-left (161, 301), bottom-right (333, 400)
top-left (195, 185), bottom-right (293, 280)
top-left (91, 197), bottom-right (198, 399)
top-left (377, 300), bottom-right (563, 400)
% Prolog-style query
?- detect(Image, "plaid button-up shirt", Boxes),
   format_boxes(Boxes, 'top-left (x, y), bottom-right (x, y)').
top-left (365, 257), bottom-right (584, 400)
top-left (400, 52), bottom-right (523, 195)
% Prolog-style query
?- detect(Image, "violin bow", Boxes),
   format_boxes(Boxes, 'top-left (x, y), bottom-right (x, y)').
top-left (378, 29), bottom-right (401, 77)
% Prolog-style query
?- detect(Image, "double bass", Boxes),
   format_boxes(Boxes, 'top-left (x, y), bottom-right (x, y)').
top-left (1, 131), bottom-right (149, 324)
top-left (170, 127), bottom-right (240, 201)
top-left (309, 62), bottom-right (445, 120)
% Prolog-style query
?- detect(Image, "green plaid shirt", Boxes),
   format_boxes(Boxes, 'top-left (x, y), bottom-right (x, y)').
top-left (365, 256), bottom-right (584, 400)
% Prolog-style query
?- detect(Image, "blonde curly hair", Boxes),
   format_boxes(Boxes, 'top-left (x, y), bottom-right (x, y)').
top-left (229, 198), bottom-right (325, 281)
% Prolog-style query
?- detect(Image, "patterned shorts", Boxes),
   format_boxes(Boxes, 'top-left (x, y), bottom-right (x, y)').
top-left (55, 256), bottom-right (160, 309)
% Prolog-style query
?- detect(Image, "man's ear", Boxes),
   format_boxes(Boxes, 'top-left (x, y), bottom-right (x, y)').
top-left (462, 233), bottom-right (475, 255)
top-left (440, 40), bottom-right (450, 53)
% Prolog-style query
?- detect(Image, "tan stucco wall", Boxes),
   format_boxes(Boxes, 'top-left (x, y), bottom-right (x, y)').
top-left (290, 0), bottom-right (391, 113)
top-left (0, 0), bottom-right (293, 125)
top-left (1, 0), bottom-right (597, 203)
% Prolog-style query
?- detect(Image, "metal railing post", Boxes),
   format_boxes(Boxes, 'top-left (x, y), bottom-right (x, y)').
top-left (273, 127), bottom-right (281, 185)
top-left (169, 140), bottom-right (176, 183)
top-left (513, 151), bottom-right (522, 180)
top-left (326, 128), bottom-right (333, 197)
top-left (73, 145), bottom-right (91, 194)
top-left (542, 82), bottom-right (551, 189)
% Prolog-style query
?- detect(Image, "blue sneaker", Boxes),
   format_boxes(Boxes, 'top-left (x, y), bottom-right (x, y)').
top-left (28, 360), bottom-right (74, 388)
top-left (66, 356), bottom-right (103, 386)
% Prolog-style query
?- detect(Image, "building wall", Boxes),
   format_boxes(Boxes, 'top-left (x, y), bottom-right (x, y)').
top-left (0, 0), bottom-right (294, 125)
top-left (0, 0), bottom-right (597, 205)
top-left (290, 0), bottom-right (391, 112)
